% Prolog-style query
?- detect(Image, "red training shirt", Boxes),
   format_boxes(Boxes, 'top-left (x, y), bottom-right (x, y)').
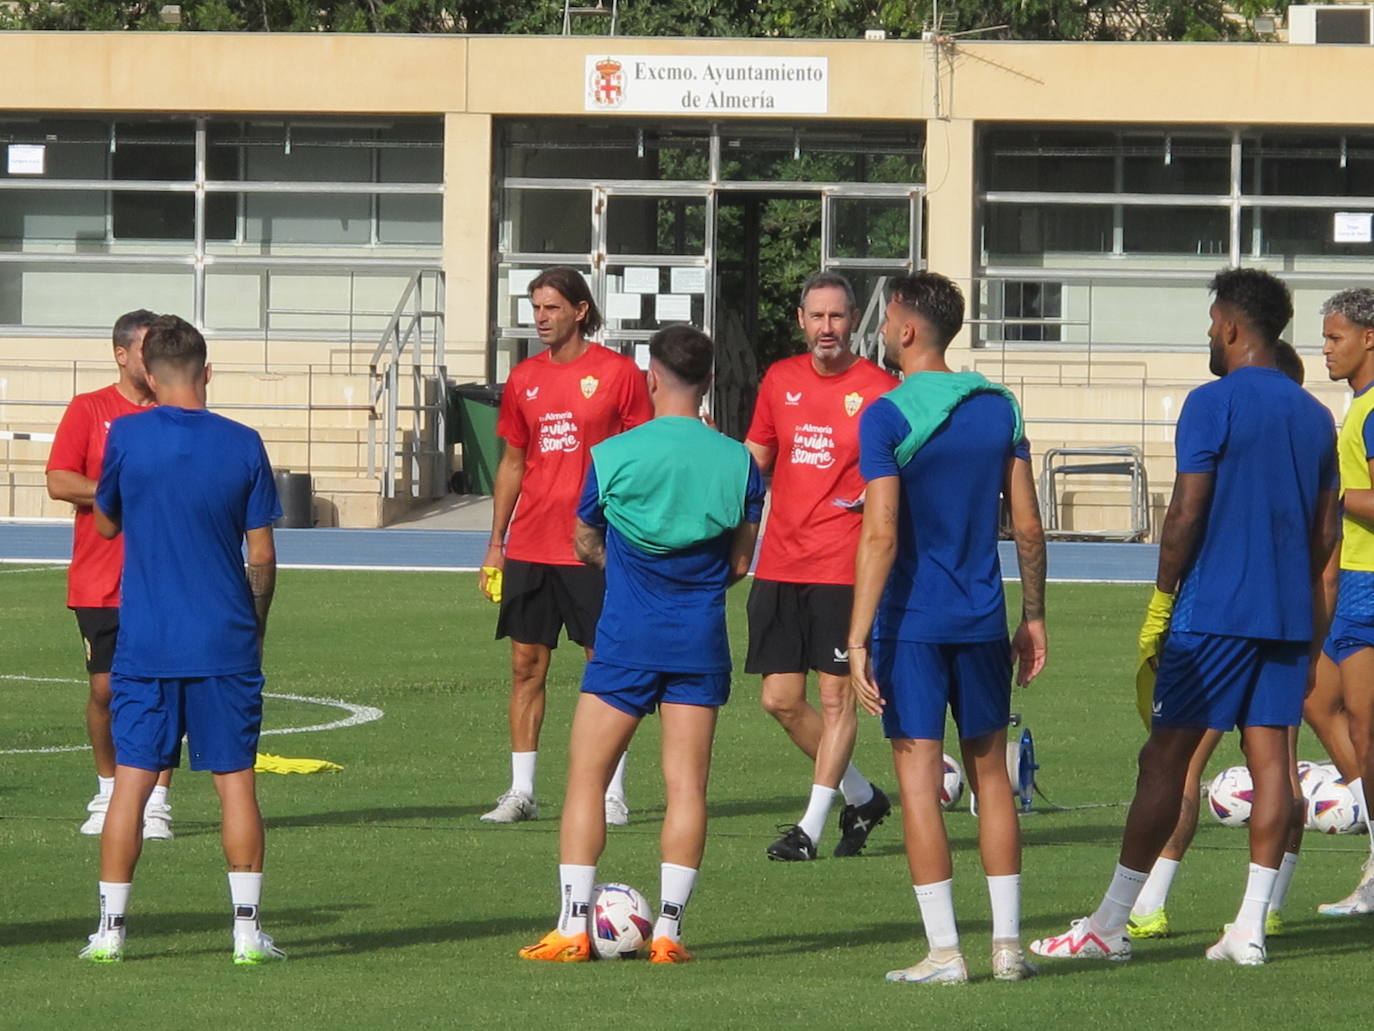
top-left (747, 353), bottom-right (898, 585)
top-left (497, 343), bottom-right (652, 565)
top-left (45, 384), bottom-right (150, 608)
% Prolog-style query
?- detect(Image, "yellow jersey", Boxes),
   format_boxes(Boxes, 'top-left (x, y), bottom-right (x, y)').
top-left (1339, 384), bottom-right (1374, 572)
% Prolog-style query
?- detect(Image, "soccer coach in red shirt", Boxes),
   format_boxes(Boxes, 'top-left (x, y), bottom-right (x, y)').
top-left (477, 268), bottom-right (651, 824)
top-left (46, 309), bottom-right (173, 840)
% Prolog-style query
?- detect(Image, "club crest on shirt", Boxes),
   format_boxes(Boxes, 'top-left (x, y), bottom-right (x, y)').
top-left (784, 391), bottom-right (803, 406)
top-left (580, 375), bottom-right (600, 399)
top-left (843, 392), bottom-right (863, 417)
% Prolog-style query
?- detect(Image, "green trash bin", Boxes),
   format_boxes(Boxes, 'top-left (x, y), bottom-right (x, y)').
top-left (450, 383), bottom-right (504, 495)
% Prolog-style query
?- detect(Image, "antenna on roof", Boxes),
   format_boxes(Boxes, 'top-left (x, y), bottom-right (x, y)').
top-left (925, 0), bottom-right (1008, 119)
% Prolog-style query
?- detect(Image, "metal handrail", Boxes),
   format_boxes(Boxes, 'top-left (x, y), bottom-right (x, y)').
top-left (366, 269), bottom-right (447, 500)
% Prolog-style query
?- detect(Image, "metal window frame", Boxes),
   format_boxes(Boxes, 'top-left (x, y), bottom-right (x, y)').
top-left (0, 117), bottom-right (444, 332)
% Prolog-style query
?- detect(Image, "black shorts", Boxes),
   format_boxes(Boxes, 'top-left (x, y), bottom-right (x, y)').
top-left (73, 607), bottom-right (119, 676)
top-left (496, 559), bottom-right (604, 650)
top-left (744, 579), bottom-right (853, 677)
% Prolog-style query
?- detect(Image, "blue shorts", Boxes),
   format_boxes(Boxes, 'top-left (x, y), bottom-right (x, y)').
top-left (110, 671), bottom-right (264, 773)
top-left (581, 659), bottom-right (730, 718)
top-left (1153, 631), bottom-right (1306, 730)
top-left (1322, 614), bottom-right (1374, 666)
top-left (872, 638), bottom-right (1011, 741)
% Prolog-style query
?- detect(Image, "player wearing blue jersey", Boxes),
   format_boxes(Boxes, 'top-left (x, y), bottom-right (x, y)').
top-left (81, 315), bottom-right (284, 965)
top-left (1314, 287), bottom-right (1374, 916)
top-left (1033, 269), bottom-right (1339, 968)
top-left (519, 325), bottom-right (765, 965)
top-left (848, 272), bottom-right (1048, 985)
top-left (1127, 339), bottom-right (1317, 942)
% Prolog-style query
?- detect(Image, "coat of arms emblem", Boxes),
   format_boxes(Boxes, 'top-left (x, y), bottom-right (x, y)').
top-left (581, 375), bottom-right (600, 399)
top-left (844, 392), bottom-right (863, 417)
top-left (589, 58), bottom-right (624, 109)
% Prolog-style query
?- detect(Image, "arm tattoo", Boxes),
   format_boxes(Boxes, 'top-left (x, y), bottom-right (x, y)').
top-left (247, 561), bottom-right (276, 633)
top-left (573, 521), bottom-right (606, 569)
top-left (1014, 521), bottom-right (1046, 622)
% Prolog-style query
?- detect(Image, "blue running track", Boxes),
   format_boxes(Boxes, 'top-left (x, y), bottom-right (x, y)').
top-left (0, 523), bottom-right (1156, 582)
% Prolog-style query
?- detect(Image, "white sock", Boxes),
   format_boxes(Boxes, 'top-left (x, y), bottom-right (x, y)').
top-left (557, 864), bottom-right (596, 937)
top-left (1234, 863), bottom-right (1278, 937)
top-left (840, 764), bottom-right (874, 807)
top-left (98, 881), bottom-right (131, 932)
top-left (1131, 856), bottom-right (1181, 916)
top-left (511, 751), bottom-right (537, 798)
top-left (228, 871), bottom-right (263, 933)
top-left (1270, 852), bottom-right (1299, 913)
top-left (987, 874), bottom-right (1021, 941)
top-left (146, 785), bottom-right (169, 809)
top-left (798, 784), bottom-right (837, 845)
top-left (97, 776), bottom-right (115, 797)
top-left (654, 863), bottom-right (698, 943)
top-left (914, 879), bottom-right (959, 950)
top-left (1090, 864), bottom-right (1149, 934)
top-left (606, 752), bottom-right (628, 801)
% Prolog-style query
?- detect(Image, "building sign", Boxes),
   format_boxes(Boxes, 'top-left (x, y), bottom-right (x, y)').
top-left (7, 144), bottom-right (45, 175)
top-left (586, 55), bottom-right (828, 115)
top-left (1334, 212), bottom-right (1373, 244)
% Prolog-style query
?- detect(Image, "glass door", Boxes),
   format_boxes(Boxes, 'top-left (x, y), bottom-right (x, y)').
top-left (820, 186), bottom-right (923, 365)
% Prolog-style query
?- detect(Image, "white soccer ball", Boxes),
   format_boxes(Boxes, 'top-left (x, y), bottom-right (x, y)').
top-left (1306, 778), bottom-right (1363, 835)
top-left (1207, 765), bottom-right (1254, 827)
top-left (591, 882), bottom-right (654, 959)
top-left (1298, 760), bottom-right (1334, 798)
top-left (940, 753), bottom-right (964, 810)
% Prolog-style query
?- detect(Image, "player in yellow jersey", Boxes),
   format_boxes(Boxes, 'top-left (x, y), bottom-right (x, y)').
top-left (1316, 288), bottom-right (1374, 915)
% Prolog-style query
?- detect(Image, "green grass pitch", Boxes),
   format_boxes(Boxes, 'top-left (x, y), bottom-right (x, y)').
top-left (2, 567), bottom-right (1370, 1028)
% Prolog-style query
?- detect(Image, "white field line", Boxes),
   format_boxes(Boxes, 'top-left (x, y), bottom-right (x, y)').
top-left (0, 676), bottom-right (383, 755)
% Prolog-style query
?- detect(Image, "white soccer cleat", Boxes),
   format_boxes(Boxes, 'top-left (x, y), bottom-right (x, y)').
top-left (991, 944), bottom-right (1038, 981)
top-left (233, 929), bottom-right (286, 965)
top-left (78, 926), bottom-right (125, 963)
top-left (80, 792), bottom-right (109, 836)
top-left (142, 800), bottom-right (174, 840)
top-left (604, 793), bottom-right (630, 827)
top-left (480, 790), bottom-right (538, 823)
top-left (885, 952), bottom-right (969, 985)
top-left (1317, 857), bottom-right (1374, 917)
top-left (1205, 924), bottom-right (1265, 966)
top-left (1029, 917), bottom-right (1132, 961)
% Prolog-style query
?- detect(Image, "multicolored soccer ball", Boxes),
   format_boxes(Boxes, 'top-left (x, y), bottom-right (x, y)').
top-left (1207, 765), bottom-right (1254, 827)
top-left (940, 754), bottom-right (964, 810)
top-left (1306, 778), bottom-right (1363, 835)
top-left (591, 882), bottom-right (654, 959)
top-left (1297, 759), bottom-right (1333, 796)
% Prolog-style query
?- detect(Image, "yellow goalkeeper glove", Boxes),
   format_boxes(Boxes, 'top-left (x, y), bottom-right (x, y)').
top-left (480, 566), bottom-right (503, 604)
top-left (1135, 588), bottom-right (1175, 730)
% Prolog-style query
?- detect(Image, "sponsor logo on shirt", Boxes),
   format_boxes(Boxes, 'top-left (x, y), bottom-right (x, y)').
top-left (844, 392), bottom-right (863, 418)
top-left (524, 387), bottom-right (540, 401)
top-left (538, 410), bottom-right (582, 454)
top-left (790, 422), bottom-right (836, 470)
top-left (784, 391), bottom-right (803, 406)
top-left (580, 375), bottom-right (600, 399)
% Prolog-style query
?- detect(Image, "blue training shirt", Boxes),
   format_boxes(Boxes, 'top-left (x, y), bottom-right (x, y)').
top-left (1169, 366), bottom-right (1337, 641)
top-left (859, 391), bottom-right (1030, 643)
top-left (576, 428), bottom-right (765, 674)
top-left (96, 406), bottom-right (282, 677)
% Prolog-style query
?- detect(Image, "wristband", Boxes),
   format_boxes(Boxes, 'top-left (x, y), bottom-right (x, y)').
top-left (847, 643), bottom-right (868, 650)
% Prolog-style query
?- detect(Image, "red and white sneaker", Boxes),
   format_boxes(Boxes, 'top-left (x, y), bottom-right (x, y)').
top-left (1029, 917), bottom-right (1131, 961)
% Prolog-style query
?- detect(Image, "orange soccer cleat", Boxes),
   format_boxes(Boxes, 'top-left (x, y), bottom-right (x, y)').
top-left (518, 929), bottom-right (591, 962)
top-left (648, 937), bottom-right (694, 964)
